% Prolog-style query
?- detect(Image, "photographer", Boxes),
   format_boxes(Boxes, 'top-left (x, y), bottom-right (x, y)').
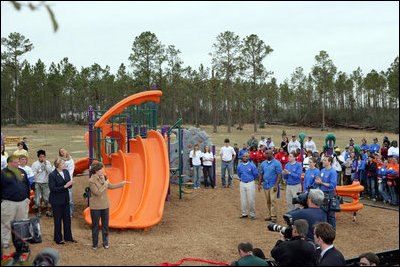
top-left (287, 189), bottom-right (327, 242)
top-left (271, 219), bottom-right (318, 266)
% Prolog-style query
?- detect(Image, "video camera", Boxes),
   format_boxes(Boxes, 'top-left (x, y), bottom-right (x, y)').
top-left (292, 186), bottom-right (342, 213)
top-left (267, 214), bottom-right (294, 239)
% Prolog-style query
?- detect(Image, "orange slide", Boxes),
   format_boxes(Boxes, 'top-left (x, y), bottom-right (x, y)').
top-left (73, 157), bottom-right (90, 176)
top-left (83, 130), bottom-right (169, 229)
top-left (335, 181), bottom-right (364, 213)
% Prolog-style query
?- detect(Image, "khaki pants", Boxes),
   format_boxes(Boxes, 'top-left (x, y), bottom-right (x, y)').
top-left (263, 187), bottom-right (278, 220)
top-left (34, 182), bottom-right (51, 207)
top-left (240, 181), bottom-right (255, 217)
top-left (1, 199), bottom-right (30, 248)
top-left (286, 183), bottom-right (302, 212)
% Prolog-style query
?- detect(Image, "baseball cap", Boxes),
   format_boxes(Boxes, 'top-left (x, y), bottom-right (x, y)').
top-left (261, 136), bottom-right (265, 139)
top-left (335, 148), bottom-right (341, 152)
top-left (267, 137), bottom-right (271, 139)
top-left (345, 145), bottom-right (350, 149)
top-left (373, 137), bottom-right (378, 141)
top-left (308, 135), bottom-right (312, 138)
top-left (349, 138), bottom-right (354, 141)
top-left (292, 134), bottom-right (296, 137)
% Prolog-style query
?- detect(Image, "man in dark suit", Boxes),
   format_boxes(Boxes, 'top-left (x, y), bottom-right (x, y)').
top-left (314, 222), bottom-right (345, 266)
top-left (271, 219), bottom-right (318, 266)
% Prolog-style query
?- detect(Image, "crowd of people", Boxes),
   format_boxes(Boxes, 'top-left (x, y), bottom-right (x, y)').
top-left (1, 138), bottom-right (128, 251)
top-left (1, 133), bottom-right (398, 265)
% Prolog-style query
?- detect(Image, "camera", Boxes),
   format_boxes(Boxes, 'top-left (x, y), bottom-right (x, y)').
top-left (292, 185), bottom-right (314, 208)
top-left (292, 192), bottom-right (309, 208)
top-left (267, 214), bottom-right (294, 239)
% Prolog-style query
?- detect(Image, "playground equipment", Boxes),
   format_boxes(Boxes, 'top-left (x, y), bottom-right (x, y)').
top-left (323, 133), bottom-right (336, 156)
top-left (76, 90), bottom-right (170, 230)
top-left (335, 181), bottom-right (364, 221)
top-left (334, 142), bottom-right (364, 221)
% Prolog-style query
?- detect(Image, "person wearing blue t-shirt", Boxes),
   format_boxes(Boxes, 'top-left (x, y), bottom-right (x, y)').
top-left (238, 144), bottom-right (248, 163)
top-left (360, 138), bottom-right (369, 152)
top-left (303, 158), bottom-right (320, 192)
top-left (315, 156), bottom-right (338, 229)
top-left (287, 189), bottom-right (328, 242)
top-left (369, 138), bottom-right (380, 155)
top-left (237, 153), bottom-right (259, 220)
top-left (258, 150), bottom-right (282, 223)
top-left (282, 152), bottom-right (303, 212)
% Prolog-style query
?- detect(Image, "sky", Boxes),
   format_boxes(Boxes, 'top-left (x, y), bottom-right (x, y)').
top-left (1, 1), bottom-right (399, 84)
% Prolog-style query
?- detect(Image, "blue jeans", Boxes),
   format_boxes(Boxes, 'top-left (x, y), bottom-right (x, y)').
top-left (388, 184), bottom-right (398, 205)
top-left (377, 180), bottom-right (390, 202)
top-left (221, 161), bottom-right (233, 187)
top-left (69, 188), bottom-right (74, 216)
top-left (366, 175), bottom-right (376, 199)
top-left (192, 165), bottom-right (202, 188)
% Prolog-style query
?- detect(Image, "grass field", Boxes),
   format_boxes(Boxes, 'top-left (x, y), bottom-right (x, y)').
top-left (1, 123), bottom-right (399, 265)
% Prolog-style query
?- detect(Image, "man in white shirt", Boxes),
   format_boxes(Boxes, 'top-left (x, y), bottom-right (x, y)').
top-left (388, 140), bottom-right (399, 157)
top-left (220, 138), bottom-right (236, 188)
top-left (18, 155), bottom-right (34, 187)
top-left (304, 136), bottom-right (317, 153)
top-left (288, 135), bottom-right (301, 153)
top-left (31, 150), bottom-right (54, 217)
top-left (258, 136), bottom-right (267, 149)
top-left (332, 148), bottom-right (345, 186)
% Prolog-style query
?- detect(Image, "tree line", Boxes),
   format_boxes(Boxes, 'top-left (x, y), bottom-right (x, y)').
top-left (1, 31), bottom-right (399, 133)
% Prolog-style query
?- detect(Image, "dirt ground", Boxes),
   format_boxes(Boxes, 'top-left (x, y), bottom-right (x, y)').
top-left (1, 124), bottom-right (399, 266)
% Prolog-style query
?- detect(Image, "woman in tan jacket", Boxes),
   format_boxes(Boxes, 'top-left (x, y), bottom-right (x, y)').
top-left (89, 162), bottom-right (126, 250)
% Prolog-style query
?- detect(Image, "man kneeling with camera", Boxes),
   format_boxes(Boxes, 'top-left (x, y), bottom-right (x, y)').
top-left (271, 219), bottom-right (318, 266)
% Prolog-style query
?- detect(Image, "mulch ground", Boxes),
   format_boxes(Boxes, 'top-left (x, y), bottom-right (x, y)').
top-left (2, 175), bottom-right (399, 266)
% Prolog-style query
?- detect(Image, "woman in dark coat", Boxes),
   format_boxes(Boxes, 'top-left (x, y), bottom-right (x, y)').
top-left (48, 157), bottom-right (77, 245)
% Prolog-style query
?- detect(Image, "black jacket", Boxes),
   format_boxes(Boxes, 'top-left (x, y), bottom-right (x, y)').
top-left (271, 236), bottom-right (318, 266)
top-left (1, 167), bottom-right (30, 201)
top-left (318, 246), bottom-right (346, 266)
top-left (48, 169), bottom-right (72, 206)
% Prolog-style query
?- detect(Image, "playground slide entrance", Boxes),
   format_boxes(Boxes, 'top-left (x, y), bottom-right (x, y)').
top-left (83, 130), bottom-right (169, 229)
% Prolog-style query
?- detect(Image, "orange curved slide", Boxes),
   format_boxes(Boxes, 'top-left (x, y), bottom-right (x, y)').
top-left (83, 130), bottom-right (169, 229)
top-left (335, 181), bottom-right (364, 213)
top-left (73, 157), bottom-right (90, 176)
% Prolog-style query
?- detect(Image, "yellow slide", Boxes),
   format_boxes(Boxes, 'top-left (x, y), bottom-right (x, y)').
top-left (83, 130), bottom-right (169, 230)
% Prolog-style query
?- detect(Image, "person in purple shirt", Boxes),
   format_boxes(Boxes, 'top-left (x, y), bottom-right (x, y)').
top-left (282, 152), bottom-right (303, 212)
top-left (315, 156), bottom-right (338, 229)
top-left (237, 153), bottom-right (259, 220)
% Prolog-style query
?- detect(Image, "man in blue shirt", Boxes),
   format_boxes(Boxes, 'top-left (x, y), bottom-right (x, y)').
top-left (360, 138), bottom-right (369, 152)
top-left (282, 152), bottom-right (303, 212)
top-left (258, 150), bottom-right (282, 223)
top-left (238, 144), bottom-right (248, 163)
top-left (287, 189), bottom-right (328, 242)
top-left (237, 153), bottom-right (259, 220)
top-left (369, 138), bottom-right (380, 155)
top-left (315, 156), bottom-right (338, 229)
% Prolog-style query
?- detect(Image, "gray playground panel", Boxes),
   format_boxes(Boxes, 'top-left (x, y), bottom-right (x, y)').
top-left (169, 127), bottom-right (213, 184)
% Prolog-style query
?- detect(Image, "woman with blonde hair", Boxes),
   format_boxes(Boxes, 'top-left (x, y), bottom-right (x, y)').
top-left (48, 157), bottom-right (76, 244)
top-left (189, 143), bottom-right (202, 189)
top-left (59, 148), bottom-right (75, 216)
top-left (89, 161), bottom-right (126, 250)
